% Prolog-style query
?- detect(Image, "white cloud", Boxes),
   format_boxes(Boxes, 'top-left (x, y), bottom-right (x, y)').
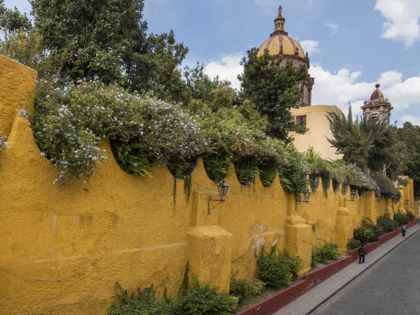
top-left (203, 54), bottom-right (420, 119)
top-left (309, 64), bottom-right (371, 114)
top-left (310, 64), bottom-right (420, 115)
top-left (400, 115), bottom-right (420, 126)
top-left (300, 40), bottom-right (321, 56)
top-left (203, 53), bottom-right (244, 89)
top-left (325, 23), bottom-right (340, 35)
top-left (375, 0), bottom-right (420, 48)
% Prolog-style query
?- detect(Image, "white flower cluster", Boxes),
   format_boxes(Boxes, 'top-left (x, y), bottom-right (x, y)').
top-left (346, 164), bottom-right (377, 190)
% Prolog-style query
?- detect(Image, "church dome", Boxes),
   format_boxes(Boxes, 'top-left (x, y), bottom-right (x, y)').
top-left (258, 35), bottom-right (305, 58)
top-left (257, 5), bottom-right (307, 60)
top-left (370, 84), bottom-right (384, 101)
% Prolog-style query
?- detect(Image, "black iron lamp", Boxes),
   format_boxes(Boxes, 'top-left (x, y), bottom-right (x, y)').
top-left (391, 195), bottom-right (400, 210)
top-left (344, 190), bottom-right (357, 206)
top-left (208, 180), bottom-right (229, 214)
top-left (376, 191), bottom-right (382, 202)
top-left (296, 189), bottom-right (311, 208)
top-left (406, 198), bottom-right (410, 205)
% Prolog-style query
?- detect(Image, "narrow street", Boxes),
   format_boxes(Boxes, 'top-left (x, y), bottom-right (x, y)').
top-left (311, 231), bottom-right (420, 315)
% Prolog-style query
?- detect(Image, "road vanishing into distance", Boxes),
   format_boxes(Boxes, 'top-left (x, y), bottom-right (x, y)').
top-left (311, 231), bottom-right (420, 315)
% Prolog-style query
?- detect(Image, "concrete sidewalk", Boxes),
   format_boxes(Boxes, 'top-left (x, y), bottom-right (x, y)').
top-left (274, 221), bottom-right (420, 315)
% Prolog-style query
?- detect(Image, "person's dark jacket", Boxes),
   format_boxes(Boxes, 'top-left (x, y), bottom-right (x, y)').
top-left (358, 247), bottom-right (367, 255)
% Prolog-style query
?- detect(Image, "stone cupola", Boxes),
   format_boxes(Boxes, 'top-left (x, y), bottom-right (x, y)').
top-left (361, 84), bottom-right (393, 126)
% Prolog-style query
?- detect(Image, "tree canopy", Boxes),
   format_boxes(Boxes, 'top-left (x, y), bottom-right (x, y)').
top-left (328, 106), bottom-right (396, 173)
top-left (238, 48), bottom-right (307, 142)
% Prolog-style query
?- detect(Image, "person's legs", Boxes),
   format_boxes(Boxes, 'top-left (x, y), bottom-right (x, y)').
top-left (362, 254), bottom-right (365, 263)
top-left (403, 230), bottom-right (406, 236)
top-left (359, 254), bottom-right (362, 264)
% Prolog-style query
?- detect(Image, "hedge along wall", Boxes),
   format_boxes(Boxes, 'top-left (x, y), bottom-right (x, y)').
top-left (0, 55), bottom-right (416, 315)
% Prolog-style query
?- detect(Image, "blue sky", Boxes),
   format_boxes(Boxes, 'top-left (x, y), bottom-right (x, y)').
top-left (6, 0), bottom-right (420, 125)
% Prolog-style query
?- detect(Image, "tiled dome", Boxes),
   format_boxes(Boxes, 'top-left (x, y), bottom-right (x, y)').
top-left (370, 84), bottom-right (384, 101)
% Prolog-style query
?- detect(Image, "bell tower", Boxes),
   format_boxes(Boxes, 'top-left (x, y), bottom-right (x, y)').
top-left (274, 5), bottom-right (286, 33)
top-left (361, 84), bottom-right (393, 126)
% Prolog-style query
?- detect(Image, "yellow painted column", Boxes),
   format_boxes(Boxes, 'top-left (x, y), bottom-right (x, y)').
top-left (334, 194), bottom-right (354, 249)
top-left (186, 166), bottom-right (233, 292)
top-left (385, 198), bottom-right (394, 220)
top-left (284, 193), bottom-right (313, 273)
top-left (363, 191), bottom-right (377, 223)
top-left (186, 225), bottom-right (232, 292)
top-left (403, 176), bottom-right (410, 212)
top-left (409, 179), bottom-right (415, 211)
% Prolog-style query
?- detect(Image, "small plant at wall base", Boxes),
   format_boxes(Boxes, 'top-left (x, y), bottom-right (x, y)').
top-left (108, 283), bottom-right (173, 315)
top-left (352, 226), bottom-right (374, 245)
top-left (347, 238), bottom-right (362, 250)
top-left (109, 279), bottom-right (238, 315)
top-left (361, 218), bottom-right (383, 242)
top-left (256, 246), bottom-right (302, 288)
top-left (108, 262), bottom-right (238, 315)
top-left (311, 241), bottom-right (341, 267)
top-left (171, 276), bottom-right (238, 315)
top-left (377, 216), bottom-right (399, 233)
top-left (394, 212), bottom-right (410, 226)
top-left (229, 277), bottom-right (265, 302)
top-left (276, 249), bottom-right (304, 280)
top-left (406, 210), bottom-right (416, 222)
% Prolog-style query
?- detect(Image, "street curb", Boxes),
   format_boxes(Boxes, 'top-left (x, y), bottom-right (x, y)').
top-left (306, 222), bottom-right (420, 314)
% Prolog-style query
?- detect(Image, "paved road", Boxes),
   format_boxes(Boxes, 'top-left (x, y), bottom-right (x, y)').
top-left (311, 231), bottom-right (420, 315)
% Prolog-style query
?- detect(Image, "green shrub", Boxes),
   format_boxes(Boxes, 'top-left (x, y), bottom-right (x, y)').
top-left (278, 148), bottom-right (308, 196)
top-left (277, 249), bottom-right (304, 280)
top-left (108, 284), bottom-right (173, 315)
top-left (353, 226), bottom-right (374, 245)
top-left (229, 277), bottom-right (265, 300)
top-left (203, 151), bottom-right (230, 183)
top-left (371, 172), bottom-right (400, 198)
top-left (311, 242), bottom-right (340, 267)
top-left (394, 212), bottom-right (410, 226)
top-left (361, 218), bottom-right (383, 242)
top-left (256, 246), bottom-right (295, 288)
top-left (234, 156), bottom-right (258, 186)
top-left (347, 239), bottom-right (362, 250)
top-left (166, 156), bottom-right (197, 179)
top-left (109, 277), bottom-right (238, 315)
top-left (34, 80), bottom-right (207, 183)
top-left (377, 216), bottom-right (399, 233)
top-left (406, 210), bottom-right (416, 222)
top-left (258, 159), bottom-right (278, 187)
top-left (172, 278), bottom-right (238, 315)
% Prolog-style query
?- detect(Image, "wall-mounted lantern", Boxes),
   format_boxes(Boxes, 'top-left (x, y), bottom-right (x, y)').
top-left (296, 189), bottom-right (311, 208)
top-left (344, 190), bottom-right (356, 206)
top-left (406, 198), bottom-right (410, 205)
top-left (376, 191), bottom-right (382, 202)
top-left (392, 195), bottom-right (400, 204)
top-left (208, 180), bottom-right (229, 214)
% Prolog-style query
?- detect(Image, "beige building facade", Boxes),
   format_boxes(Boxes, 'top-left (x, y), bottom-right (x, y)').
top-left (291, 105), bottom-right (342, 161)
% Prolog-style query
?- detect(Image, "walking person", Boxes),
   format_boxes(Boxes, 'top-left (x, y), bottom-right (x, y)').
top-left (358, 245), bottom-right (367, 264)
top-left (401, 224), bottom-right (407, 237)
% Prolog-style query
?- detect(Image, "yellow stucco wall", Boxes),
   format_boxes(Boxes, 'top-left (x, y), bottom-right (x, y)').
top-left (0, 55), bottom-right (416, 314)
top-left (0, 54), bottom-right (37, 135)
top-left (291, 105), bottom-right (343, 161)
